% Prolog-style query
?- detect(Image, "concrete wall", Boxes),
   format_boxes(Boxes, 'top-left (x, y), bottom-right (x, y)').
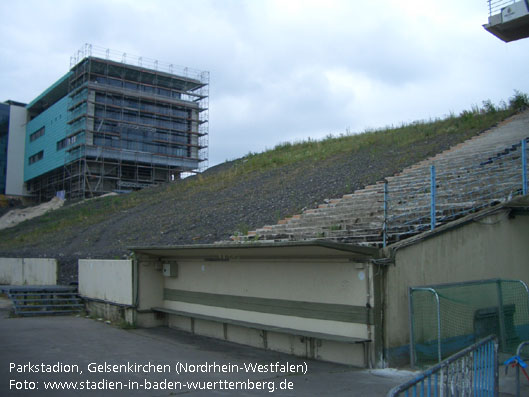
top-left (84, 300), bottom-right (135, 324)
top-left (0, 258), bottom-right (57, 285)
top-left (166, 314), bottom-right (367, 367)
top-left (135, 257), bottom-right (165, 328)
top-left (5, 104), bottom-right (27, 196)
top-left (163, 259), bottom-right (371, 339)
top-left (383, 210), bottom-right (529, 366)
top-left (78, 259), bottom-right (133, 305)
top-left (145, 255), bottom-right (374, 366)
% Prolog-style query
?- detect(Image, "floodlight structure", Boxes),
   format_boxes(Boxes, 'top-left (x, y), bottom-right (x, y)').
top-left (484, 0), bottom-right (529, 42)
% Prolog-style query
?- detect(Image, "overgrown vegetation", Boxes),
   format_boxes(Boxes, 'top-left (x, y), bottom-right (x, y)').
top-left (9, 193), bottom-right (146, 246)
top-left (175, 91), bottom-right (529, 195)
top-left (235, 91), bottom-right (527, 174)
top-left (0, 91), bottom-right (527, 254)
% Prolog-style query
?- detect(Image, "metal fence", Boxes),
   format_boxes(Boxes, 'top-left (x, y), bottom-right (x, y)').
top-left (488, 0), bottom-right (519, 16)
top-left (410, 279), bottom-right (529, 367)
top-left (382, 139), bottom-right (528, 247)
top-left (388, 335), bottom-right (498, 397)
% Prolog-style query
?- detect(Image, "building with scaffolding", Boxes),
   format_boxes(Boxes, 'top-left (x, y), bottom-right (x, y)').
top-left (22, 45), bottom-right (209, 200)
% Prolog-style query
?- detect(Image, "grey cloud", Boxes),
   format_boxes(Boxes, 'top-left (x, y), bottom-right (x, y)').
top-left (1, 0), bottom-right (528, 167)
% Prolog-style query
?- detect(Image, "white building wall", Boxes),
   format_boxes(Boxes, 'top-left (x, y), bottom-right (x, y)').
top-left (5, 104), bottom-right (28, 196)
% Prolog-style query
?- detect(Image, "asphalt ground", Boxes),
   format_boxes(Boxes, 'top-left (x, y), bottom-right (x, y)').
top-left (0, 297), bottom-right (414, 397)
top-left (2, 297), bottom-right (527, 396)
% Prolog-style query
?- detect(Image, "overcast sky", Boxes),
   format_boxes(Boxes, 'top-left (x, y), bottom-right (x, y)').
top-left (1, 0), bottom-right (528, 167)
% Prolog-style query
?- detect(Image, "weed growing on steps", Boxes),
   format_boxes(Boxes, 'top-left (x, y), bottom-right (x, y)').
top-left (232, 92), bottom-right (526, 176)
top-left (234, 223), bottom-right (249, 237)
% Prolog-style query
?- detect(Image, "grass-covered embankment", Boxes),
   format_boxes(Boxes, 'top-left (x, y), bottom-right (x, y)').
top-left (0, 92), bottom-right (527, 283)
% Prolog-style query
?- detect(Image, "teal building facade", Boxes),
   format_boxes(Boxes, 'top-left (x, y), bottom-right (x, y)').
top-left (19, 48), bottom-right (209, 201)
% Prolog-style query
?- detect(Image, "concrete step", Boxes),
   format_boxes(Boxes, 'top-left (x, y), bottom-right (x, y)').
top-left (237, 114), bottom-right (529, 245)
top-left (6, 286), bottom-right (84, 317)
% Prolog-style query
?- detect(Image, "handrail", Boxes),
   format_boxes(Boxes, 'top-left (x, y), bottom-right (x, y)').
top-left (507, 341), bottom-right (529, 397)
top-left (516, 341), bottom-right (529, 356)
top-left (384, 138), bottom-right (528, 244)
top-left (388, 335), bottom-right (498, 396)
top-left (488, 0), bottom-right (519, 16)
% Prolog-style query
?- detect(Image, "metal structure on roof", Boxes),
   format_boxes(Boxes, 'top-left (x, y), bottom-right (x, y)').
top-left (484, 0), bottom-right (529, 42)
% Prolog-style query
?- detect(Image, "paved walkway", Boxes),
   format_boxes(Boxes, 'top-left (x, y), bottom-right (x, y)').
top-left (0, 297), bottom-right (414, 396)
top-left (2, 297), bottom-right (526, 396)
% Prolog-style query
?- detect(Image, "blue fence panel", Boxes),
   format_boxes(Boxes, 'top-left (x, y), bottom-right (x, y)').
top-left (388, 335), bottom-right (498, 397)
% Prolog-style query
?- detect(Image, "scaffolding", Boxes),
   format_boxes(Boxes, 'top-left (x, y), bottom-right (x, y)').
top-left (27, 44), bottom-right (209, 200)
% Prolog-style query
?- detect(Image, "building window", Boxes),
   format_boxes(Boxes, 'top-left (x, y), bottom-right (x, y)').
top-left (57, 135), bottom-right (78, 151)
top-left (57, 138), bottom-right (66, 150)
top-left (30, 127), bottom-right (45, 142)
top-left (29, 151), bottom-right (44, 165)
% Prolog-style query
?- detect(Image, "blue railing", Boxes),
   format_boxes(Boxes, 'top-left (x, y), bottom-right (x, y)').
top-left (388, 335), bottom-right (498, 397)
top-left (505, 341), bottom-right (529, 397)
top-left (382, 138), bottom-right (529, 247)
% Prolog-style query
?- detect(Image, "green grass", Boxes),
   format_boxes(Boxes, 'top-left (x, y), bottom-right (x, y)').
top-left (0, 91), bottom-right (526, 250)
top-left (2, 192), bottom-right (150, 248)
top-left (237, 106), bottom-right (515, 174)
top-left (183, 92), bottom-right (527, 191)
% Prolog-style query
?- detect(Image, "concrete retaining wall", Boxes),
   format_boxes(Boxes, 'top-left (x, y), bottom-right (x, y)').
top-left (0, 258), bottom-right (57, 285)
top-left (78, 259), bottom-right (133, 305)
top-left (79, 259), bottom-right (134, 325)
top-left (84, 300), bottom-right (135, 325)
